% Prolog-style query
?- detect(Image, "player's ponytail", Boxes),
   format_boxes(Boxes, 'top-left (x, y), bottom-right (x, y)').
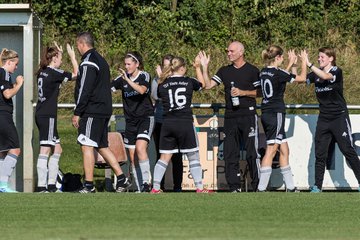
top-left (158, 56), bottom-right (186, 84)
top-left (262, 45), bottom-right (283, 65)
top-left (0, 48), bottom-right (19, 67)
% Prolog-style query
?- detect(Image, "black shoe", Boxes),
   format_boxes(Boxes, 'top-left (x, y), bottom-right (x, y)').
top-left (47, 184), bottom-right (57, 192)
top-left (173, 188), bottom-right (182, 192)
top-left (257, 189), bottom-right (267, 192)
top-left (37, 186), bottom-right (49, 193)
top-left (116, 178), bottom-right (132, 193)
top-left (141, 182), bottom-right (151, 192)
top-left (78, 186), bottom-right (96, 193)
top-left (287, 187), bottom-right (300, 192)
top-left (231, 188), bottom-right (241, 193)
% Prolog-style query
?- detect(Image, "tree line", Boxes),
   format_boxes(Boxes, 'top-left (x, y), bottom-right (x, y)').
top-left (3, 0), bottom-right (360, 106)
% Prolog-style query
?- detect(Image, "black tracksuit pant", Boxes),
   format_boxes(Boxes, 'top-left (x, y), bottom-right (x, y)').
top-left (224, 115), bottom-right (260, 191)
top-left (315, 112), bottom-right (360, 189)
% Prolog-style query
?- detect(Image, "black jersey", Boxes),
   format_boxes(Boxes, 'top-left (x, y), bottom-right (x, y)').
top-left (306, 66), bottom-right (347, 116)
top-left (74, 48), bottom-right (113, 118)
top-left (36, 67), bottom-right (72, 117)
top-left (158, 75), bottom-right (202, 119)
top-left (212, 63), bottom-right (259, 118)
top-left (111, 71), bottom-right (154, 120)
top-left (0, 68), bottom-right (14, 113)
top-left (254, 66), bottom-right (296, 113)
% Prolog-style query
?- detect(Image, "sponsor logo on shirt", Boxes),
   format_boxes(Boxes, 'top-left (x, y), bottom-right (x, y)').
top-left (124, 91), bottom-right (140, 98)
top-left (315, 86), bottom-right (333, 93)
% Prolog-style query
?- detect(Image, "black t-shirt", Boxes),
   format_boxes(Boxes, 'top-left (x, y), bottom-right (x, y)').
top-left (306, 66), bottom-right (347, 116)
top-left (158, 75), bottom-right (202, 120)
top-left (111, 71), bottom-right (154, 119)
top-left (212, 63), bottom-right (259, 118)
top-left (255, 66), bottom-right (296, 113)
top-left (0, 68), bottom-right (14, 114)
top-left (36, 67), bottom-right (72, 117)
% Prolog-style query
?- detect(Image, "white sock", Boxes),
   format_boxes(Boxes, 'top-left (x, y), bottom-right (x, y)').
top-left (281, 165), bottom-right (295, 190)
top-left (48, 153), bottom-right (60, 185)
top-left (153, 160), bottom-right (168, 190)
top-left (139, 159), bottom-right (151, 184)
top-left (0, 153), bottom-right (18, 183)
top-left (257, 166), bottom-right (272, 191)
top-left (131, 165), bottom-right (140, 191)
top-left (37, 154), bottom-right (48, 187)
top-left (187, 152), bottom-right (203, 190)
top-left (0, 157), bottom-right (4, 172)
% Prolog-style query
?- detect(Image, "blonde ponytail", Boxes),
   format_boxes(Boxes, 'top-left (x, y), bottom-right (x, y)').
top-left (158, 57), bottom-right (186, 84)
top-left (262, 45), bottom-right (283, 65)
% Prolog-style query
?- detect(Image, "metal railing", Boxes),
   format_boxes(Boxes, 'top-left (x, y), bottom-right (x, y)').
top-left (35, 103), bottom-right (360, 112)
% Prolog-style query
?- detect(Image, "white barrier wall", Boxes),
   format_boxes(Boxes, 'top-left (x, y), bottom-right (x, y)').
top-left (163, 114), bottom-right (360, 191)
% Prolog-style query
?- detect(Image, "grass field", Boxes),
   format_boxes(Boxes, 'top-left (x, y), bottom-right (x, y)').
top-left (1, 192), bottom-right (360, 240)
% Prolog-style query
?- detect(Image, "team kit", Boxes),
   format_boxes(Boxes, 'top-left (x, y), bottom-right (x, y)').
top-left (1, 32), bottom-right (360, 193)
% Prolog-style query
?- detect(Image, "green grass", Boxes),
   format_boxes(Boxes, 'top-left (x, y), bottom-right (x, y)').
top-left (1, 192), bottom-right (360, 240)
top-left (57, 112), bottom-right (83, 174)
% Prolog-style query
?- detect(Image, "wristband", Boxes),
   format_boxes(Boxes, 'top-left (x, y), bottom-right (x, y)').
top-left (308, 63), bottom-right (313, 69)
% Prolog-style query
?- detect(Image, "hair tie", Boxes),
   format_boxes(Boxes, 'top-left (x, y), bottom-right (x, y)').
top-left (126, 53), bottom-right (139, 63)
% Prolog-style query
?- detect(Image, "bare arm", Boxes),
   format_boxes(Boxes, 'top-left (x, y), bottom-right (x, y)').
top-left (231, 87), bottom-right (257, 98)
top-left (66, 44), bottom-right (78, 79)
top-left (199, 51), bottom-right (217, 89)
top-left (3, 76), bottom-right (24, 99)
top-left (293, 50), bottom-right (308, 83)
top-left (119, 69), bottom-right (148, 94)
top-left (150, 78), bottom-right (159, 101)
top-left (285, 49), bottom-right (297, 72)
top-left (194, 53), bottom-right (205, 87)
top-left (238, 89), bottom-right (257, 98)
top-left (305, 54), bottom-right (333, 80)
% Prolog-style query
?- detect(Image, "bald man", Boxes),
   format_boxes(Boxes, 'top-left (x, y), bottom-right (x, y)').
top-left (202, 41), bottom-right (260, 192)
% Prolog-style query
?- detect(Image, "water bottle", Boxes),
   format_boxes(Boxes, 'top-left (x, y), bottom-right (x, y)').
top-left (230, 81), bottom-right (240, 106)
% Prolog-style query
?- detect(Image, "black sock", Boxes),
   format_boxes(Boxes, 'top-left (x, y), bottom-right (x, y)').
top-left (117, 174), bottom-right (125, 183)
top-left (84, 181), bottom-right (93, 189)
top-left (48, 184), bottom-right (56, 191)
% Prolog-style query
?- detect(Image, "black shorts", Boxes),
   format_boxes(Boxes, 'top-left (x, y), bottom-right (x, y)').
top-left (77, 117), bottom-right (110, 148)
top-left (35, 115), bottom-right (60, 146)
top-left (159, 118), bottom-right (199, 154)
top-left (0, 112), bottom-right (20, 152)
top-left (124, 116), bottom-right (154, 149)
top-left (261, 112), bottom-right (287, 145)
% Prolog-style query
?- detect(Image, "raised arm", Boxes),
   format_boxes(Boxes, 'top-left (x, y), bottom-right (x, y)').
top-left (66, 43), bottom-right (78, 79)
top-left (198, 51), bottom-right (217, 89)
top-left (306, 54), bottom-right (334, 80)
top-left (293, 50), bottom-right (308, 83)
top-left (286, 49), bottom-right (297, 72)
top-left (194, 53), bottom-right (205, 88)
